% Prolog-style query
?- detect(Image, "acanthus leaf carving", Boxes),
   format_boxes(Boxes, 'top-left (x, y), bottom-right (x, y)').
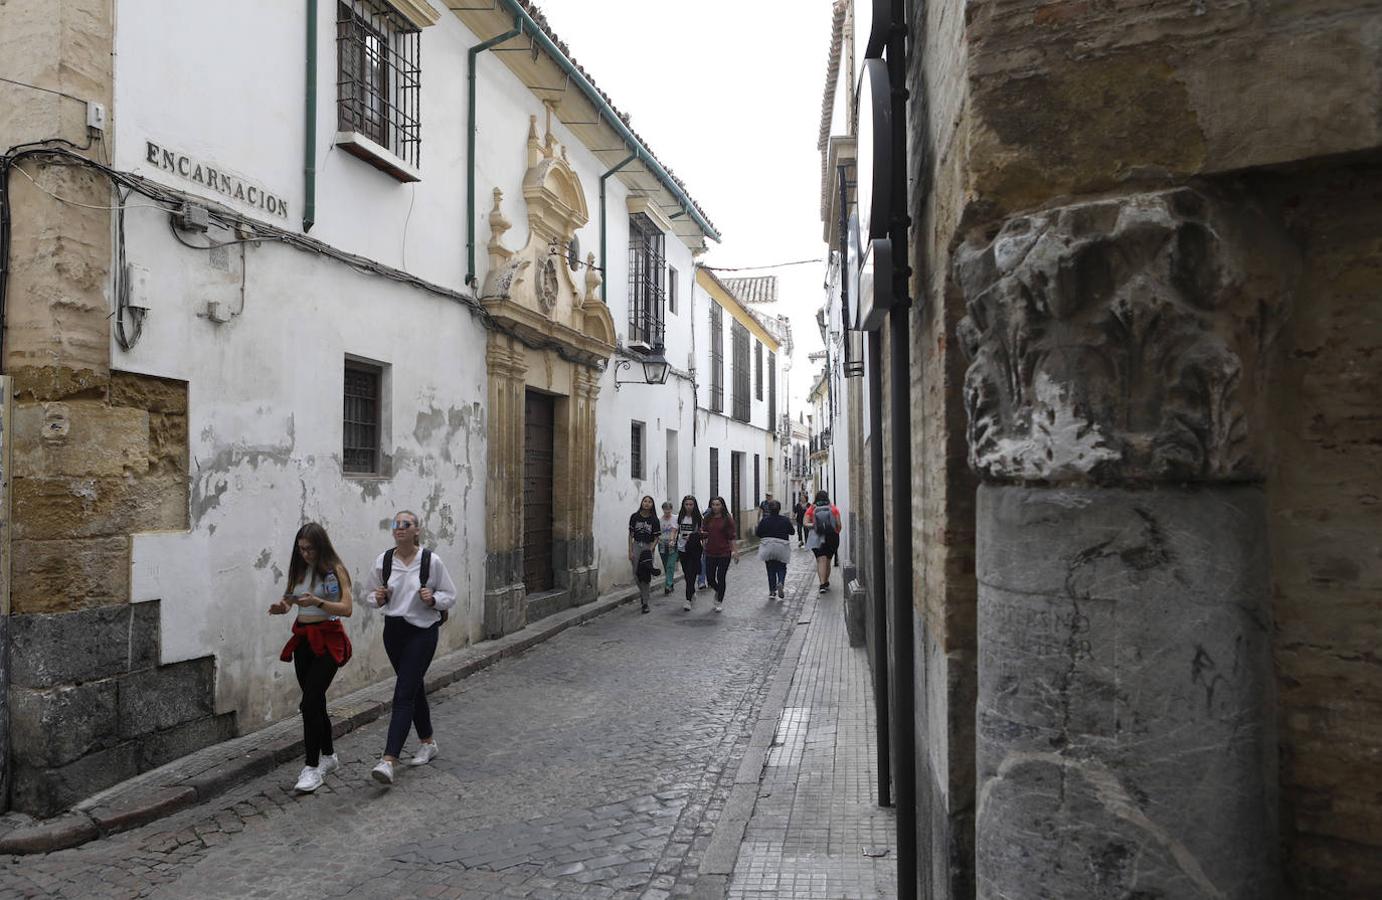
top-left (955, 189), bottom-right (1290, 485)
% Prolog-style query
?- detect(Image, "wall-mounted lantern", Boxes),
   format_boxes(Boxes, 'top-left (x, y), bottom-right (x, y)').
top-left (613, 349), bottom-right (670, 390)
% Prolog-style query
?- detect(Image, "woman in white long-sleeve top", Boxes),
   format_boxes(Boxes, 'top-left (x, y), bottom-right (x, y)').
top-left (364, 509), bottom-right (458, 786)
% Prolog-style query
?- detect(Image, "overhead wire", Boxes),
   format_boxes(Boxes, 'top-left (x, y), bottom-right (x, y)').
top-left (2, 143), bottom-right (611, 369)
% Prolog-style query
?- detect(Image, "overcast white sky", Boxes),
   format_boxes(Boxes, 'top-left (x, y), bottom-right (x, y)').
top-left (536, 0), bottom-right (836, 411)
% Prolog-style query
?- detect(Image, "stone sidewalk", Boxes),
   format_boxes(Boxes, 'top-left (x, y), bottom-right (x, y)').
top-left (718, 580), bottom-right (897, 898)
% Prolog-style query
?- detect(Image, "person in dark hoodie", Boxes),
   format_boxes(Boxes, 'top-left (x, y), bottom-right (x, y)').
top-left (755, 499), bottom-right (794, 602)
top-left (628, 495), bottom-right (660, 614)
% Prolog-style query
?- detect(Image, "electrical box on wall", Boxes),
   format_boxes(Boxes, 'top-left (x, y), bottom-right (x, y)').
top-left (86, 101), bottom-right (106, 132)
top-left (205, 301), bottom-right (232, 324)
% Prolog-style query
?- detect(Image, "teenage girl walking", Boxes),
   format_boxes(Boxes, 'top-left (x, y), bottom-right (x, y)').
top-left (365, 510), bottom-right (458, 786)
top-left (701, 496), bottom-right (740, 613)
top-left (676, 496), bottom-right (705, 611)
top-left (271, 522), bottom-right (353, 794)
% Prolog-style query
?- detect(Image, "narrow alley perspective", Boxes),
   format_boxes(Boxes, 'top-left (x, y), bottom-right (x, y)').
top-left (3, 0), bottom-right (1380, 898)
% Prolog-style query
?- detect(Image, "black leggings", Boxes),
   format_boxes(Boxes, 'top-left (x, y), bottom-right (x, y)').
top-left (383, 616), bottom-right (440, 758)
top-left (679, 548), bottom-right (702, 601)
top-left (706, 555), bottom-right (732, 602)
top-left (795, 521), bottom-right (806, 543)
top-left (293, 642), bottom-right (339, 767)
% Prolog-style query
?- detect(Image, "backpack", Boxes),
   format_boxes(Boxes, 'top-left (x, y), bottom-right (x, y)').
top-left (813, 505), bottom-right (836, 537)
top-left (383, 547), bottom-right (446, 624)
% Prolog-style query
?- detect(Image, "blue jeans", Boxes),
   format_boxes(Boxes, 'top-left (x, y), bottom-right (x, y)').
top-left (765, 560), bottom-right (787, 594)
top-left (383, 616), bottom-right (439, 758)
top-left (698, 552), bottom-right (708, 588)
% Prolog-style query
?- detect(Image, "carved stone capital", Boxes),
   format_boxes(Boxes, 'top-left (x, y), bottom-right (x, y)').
top-left (955, 189), bottom-right (1291, 484)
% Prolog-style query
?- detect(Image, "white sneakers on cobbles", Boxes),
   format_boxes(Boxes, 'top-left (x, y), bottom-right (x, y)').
top-left (371, 759), bottom-right (395, 785)
top-left (294, 766), bottom-right (323, 793)
top-left (410, 740), bottom-right (440, 766)
top-left (294, 753), bottom-right (339, 793)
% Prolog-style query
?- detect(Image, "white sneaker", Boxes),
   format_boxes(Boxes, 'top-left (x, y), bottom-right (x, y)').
top-left (371, 759), bottom-right (395, 785)
top-left (317, 753), bottom-right (340, 777)
top-left (683, 598), bottom-right (693, 611)
top-left (714, 601), bottom-right (724, 613)
top-left (409, 741), bottom-right (440, 767)
top-left (294, 765), bottom-right (323, 793)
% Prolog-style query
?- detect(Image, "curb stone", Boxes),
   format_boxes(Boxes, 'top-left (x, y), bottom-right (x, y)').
top-left (0, 582), bottom-right (650, 855)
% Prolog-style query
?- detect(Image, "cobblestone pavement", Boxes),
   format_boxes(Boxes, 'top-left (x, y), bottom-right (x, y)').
top-left (0, 551), bottom-right (817, 900)
top-left (727, 584), bottom-right (896, 899)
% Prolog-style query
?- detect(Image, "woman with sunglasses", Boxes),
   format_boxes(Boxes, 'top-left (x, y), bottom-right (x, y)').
top-left (364, 511), bottom-right (457, 786)
top-left (271, 522), bottom-right (353, 794)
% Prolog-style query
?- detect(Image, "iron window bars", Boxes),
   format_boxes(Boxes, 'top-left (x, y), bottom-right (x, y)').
top-left (631, 421), bottom-right (645, 480)
top-left (627, 213), bottom-right (666, 348)
top-left (343, 362), bottom-right (381, 474)
top-left (337, 0), bottom-right (421, 168)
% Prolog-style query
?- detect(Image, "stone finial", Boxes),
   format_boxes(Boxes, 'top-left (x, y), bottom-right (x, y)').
top-left (955, 189), bottom-right (1291, 485)
top-left (584, 251), bottom-right (602, 303)
top-left (487, 188), bottom-right (512, 263)
top-left (527, 115), bottom-right (541, 167)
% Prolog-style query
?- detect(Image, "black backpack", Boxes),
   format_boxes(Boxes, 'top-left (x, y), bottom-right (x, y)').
top-left (383, 547), bottom-right (446, 623)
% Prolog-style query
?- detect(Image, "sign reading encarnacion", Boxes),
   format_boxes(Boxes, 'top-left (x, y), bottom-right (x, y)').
top-left (144, 141), bottom-right (289, 219)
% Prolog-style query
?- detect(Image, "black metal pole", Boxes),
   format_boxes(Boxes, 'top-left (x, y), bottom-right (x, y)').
top-left (887, 1), bottom-right (916, 895)
top-left (868, 329), bottom-right (891, 808)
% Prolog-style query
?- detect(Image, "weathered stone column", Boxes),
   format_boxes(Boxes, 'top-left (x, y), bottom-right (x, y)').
top-left (565, 366), bottom-right (600, 604)
top-left (956, 190), bottom-right (1287, 899)
top-left (484, 337), bottom-right (527, 637)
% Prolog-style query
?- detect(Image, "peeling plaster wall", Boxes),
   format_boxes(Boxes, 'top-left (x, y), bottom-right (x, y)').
top-left (118, 221), bottom-right (489, 730)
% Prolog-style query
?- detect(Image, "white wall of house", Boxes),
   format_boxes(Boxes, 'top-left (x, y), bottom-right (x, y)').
top-left (109, 0), bottom-right (712, 728)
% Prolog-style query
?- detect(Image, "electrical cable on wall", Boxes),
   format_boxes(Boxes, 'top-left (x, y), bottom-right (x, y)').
top-left (1, 143), bottom-right (614, 370)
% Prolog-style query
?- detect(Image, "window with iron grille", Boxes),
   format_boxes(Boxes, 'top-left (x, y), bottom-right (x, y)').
top-left (343, 361), bottom-right (382, 474)
top-left (667, 266), bottom-right (678, 315)
top-left (709, 302), bottom-right (724, 413)
top-left (731, 321), bottom-right (751, 423)
top-left (768, 351), bottom-right (777, 426)
top-left (337, 0), bottom-right (421, 169)
top-left (709, 447), bottom-right (719, 500)
top-left (631, 421), bottom-right (645, 480)
top-left (753, 454), bottom-right (760, 508)
top-left (754, 341), bottom-right (763, 400)
top-left (628, 214), bottom-right (665, 347)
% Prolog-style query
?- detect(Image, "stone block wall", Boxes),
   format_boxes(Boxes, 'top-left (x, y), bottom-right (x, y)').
top-left (904, 0), bottom-right (1382, 894)
top-left (5, 370), bottom-right (230, 816)
top-left (1256, 161), bottom-right (1382, 898)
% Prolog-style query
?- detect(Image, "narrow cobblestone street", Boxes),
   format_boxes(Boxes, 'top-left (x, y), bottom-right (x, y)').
top-left (0, 552), bottom-right (829, 899)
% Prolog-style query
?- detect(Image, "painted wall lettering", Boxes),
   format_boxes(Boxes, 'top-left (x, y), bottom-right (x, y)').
top-left (144, 140), bottom-right (289, 220)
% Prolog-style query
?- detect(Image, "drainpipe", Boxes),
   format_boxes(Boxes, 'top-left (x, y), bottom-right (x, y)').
top-left (868, 328), bottom-right (891, 808)
top-left (303, 0), bottom-right (317, 233)
top-left (494, 0), bottom-right (720, 243)
top-left (466, 16), bottom-right (523, 288)
top-left (598, 151), bottom-right (637, 304)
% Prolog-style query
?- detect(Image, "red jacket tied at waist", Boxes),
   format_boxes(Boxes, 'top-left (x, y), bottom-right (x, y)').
top-left (279, 619), bottom-right (352, 666)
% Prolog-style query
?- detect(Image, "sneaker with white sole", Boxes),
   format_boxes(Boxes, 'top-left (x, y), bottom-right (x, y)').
top-left (316, 753), bottom-right (340, 777)
top-left (714, 601), bottom-right (724, 613)
top-left (371, 759), bottom-right (395, 785)
top-left (294, 765), bottom-right (324, 793)
top-left (409, 741), bottom-right (440, 767)
top-left (683, 597), bottom-right (693, 611)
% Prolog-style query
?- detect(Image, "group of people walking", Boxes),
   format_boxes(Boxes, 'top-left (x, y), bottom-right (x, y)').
top-left (274, 492), bottom-right (841, 796)
top-left (628, 490), bottom-right (842, 614)
top-left (270, 510), bottom-right (456, 794)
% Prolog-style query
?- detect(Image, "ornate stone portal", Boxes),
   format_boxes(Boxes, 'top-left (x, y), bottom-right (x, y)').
top-left (481, 111), bottom-right (616, 638)
top-left (956, 190), bottom-right (1290, 899)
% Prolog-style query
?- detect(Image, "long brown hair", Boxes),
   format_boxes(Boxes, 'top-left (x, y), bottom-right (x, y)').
top-left (285, 522), bottom-right (347, 591)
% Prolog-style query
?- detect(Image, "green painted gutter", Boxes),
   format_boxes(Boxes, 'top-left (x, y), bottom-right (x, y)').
top-left (467, 15), bottom-right (524, 288)
top-left (598, 151), bottom-right (637, 303)
top-left (303, 0), bottom-right (317, 232)
top-left (494, 0), bottom-right (721, 244)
